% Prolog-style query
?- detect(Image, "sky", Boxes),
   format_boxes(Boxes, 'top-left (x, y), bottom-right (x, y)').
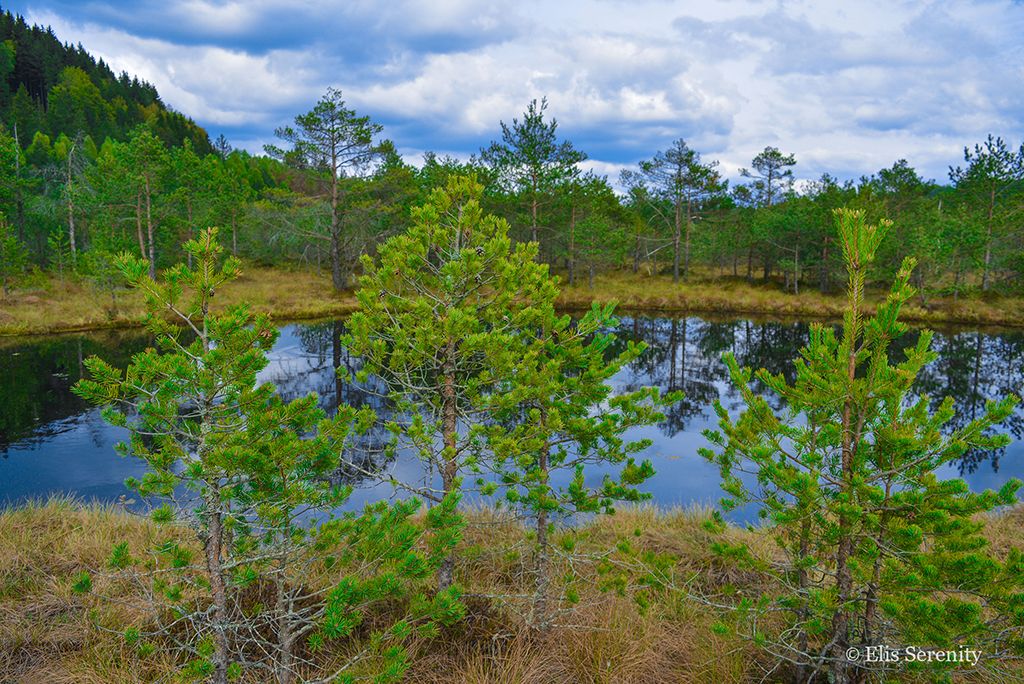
top-left (7, 0), bottom-right (1024, 184)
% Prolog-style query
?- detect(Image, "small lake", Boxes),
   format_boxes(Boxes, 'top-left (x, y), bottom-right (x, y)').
top-left (2, 315), bottom-right (1023, 522)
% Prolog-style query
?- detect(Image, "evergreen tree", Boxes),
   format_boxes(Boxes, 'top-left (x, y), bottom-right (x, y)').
top-left (483, 301), bottom-right (676, 629)
top-left (629, 138), bottom-right (725, 282)
top-left (345, 174), bottom-right (554, 589)
top-left (124, 125), bottom-right (168, 278)
top-left (267, 87), bottom-right (383, 290)
top-left (949, 135), bottom-right (1024, 291)
top-left (480, 98), bottom-right (586, 252)
top-left (73, 228), bottom-right (464, 684)
top-left (0, 217), bottom-right (27, 296)
top-left (740, 145), bottom-right (798, 208)
top-left (701, 208), bottom-right (1024, 683)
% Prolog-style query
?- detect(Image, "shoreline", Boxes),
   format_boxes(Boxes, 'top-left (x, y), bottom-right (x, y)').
top-left (3, 267), bottom-right (1023, 338)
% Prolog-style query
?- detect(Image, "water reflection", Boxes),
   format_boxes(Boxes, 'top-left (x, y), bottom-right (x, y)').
top-left (2, 316), bottom-right (1022, 512)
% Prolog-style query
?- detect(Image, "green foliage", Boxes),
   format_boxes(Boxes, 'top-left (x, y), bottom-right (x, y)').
top-left (347, 173), bottom-right (551, 587)
top-left (0, 216), bottom-right (27, 296)
top-left (346, 172), bottom-right (556, 485)
top-left (700, 208), bottom-right (1024, 682)
top-left (480, 97), bottom-right (586, 251)
top-left (350, 173), bottom-right (676, 627)
top-left (622, 138), bottom-right (726, 281)
top-left (73, 227), bottom-right (462, 683)
top-left (46, 227), bottom-right (72, 278)
top-left (266, 87), bottom-right (384, 289)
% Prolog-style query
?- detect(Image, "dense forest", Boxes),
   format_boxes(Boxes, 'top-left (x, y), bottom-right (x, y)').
top-left (0, 12), bottom-right (1021, 306)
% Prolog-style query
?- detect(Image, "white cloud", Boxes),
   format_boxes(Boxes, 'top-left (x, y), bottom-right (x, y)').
top-left (19, 0), bottom-right (1024, 182)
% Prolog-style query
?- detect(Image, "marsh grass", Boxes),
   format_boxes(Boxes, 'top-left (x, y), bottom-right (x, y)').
top-left (0, 265), bottom-right (357, 336)
top-left (4, 499), bottom-right (1020, 682)
top-left (556, 270), bottom-right (1024, 329)
top-left (4, 267), bottom-right (1023, 337)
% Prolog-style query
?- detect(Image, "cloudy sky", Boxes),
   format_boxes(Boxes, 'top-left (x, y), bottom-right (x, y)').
top-left (7, 0), bottom-right (1024, 183)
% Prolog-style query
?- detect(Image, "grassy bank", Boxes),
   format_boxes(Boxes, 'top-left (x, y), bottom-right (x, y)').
top-left (4, 267), bottom-right (1024, 337)
top-left (2, 499), bottom-right (1022, 683)
top-left (559, 271), bottom-right (1024, 329)
top-left (0, 266), bottom-right (359, 337)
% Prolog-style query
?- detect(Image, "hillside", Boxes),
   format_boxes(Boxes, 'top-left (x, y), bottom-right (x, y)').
top-left (0, 8), bottom-right (212, 153)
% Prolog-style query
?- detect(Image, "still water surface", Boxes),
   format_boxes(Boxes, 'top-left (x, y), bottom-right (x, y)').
top-left (2, 316), bottom-right (1023, 521)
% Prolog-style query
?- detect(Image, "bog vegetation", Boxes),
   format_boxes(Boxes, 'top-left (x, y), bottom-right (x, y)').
top-left (15, 182), bottom-right (1012, 683)
top-left (1, 9), bottom-right (1023, 684)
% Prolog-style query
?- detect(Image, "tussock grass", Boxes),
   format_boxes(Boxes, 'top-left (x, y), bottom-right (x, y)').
top-left (5, 266), bottom-right (1024, 337)
top-left (0, 499), bottom-right (760, 683)
top-left (9, 500), bottom-right (1020, 682)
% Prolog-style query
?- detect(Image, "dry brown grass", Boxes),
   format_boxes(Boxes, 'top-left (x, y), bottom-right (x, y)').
top-left (5, 266), bottom-right (1024, 337)
top-left (557, 270), bottom-right (1024, 330)
top-left (1, 500), bottom-right (1021, 683)
top-left (0, 264), bottom-right (357, 336)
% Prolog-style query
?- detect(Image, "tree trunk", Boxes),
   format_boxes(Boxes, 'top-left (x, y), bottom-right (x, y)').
top-left (568, 205), bottom-right (576, 286)
top-left (437, 340), bottom-right (458, 591)
top-left (683, 198), bottom-right (692, 280)
top-left (819, 239), bottom-right (830, 294)
top-left (793, 246), bottom-right (799, 295)
top-left (186, 199), bottom-right (194, 268)
top-left (981, 186), bottom-right (994, 291)
top-left (136, 193), bottom-right (146, 259)
top-left (204, 486), bottom-right (231, 684)
top-left (672, 200), bottom-right (681, 283)
top-left (831, 269), bottom-right (861, 684)
top-left (330, 171), bottom-right (345, 291)
top-left (67, 151), bottom-right (77, 267)
top-left (795, 519), bottom-right (811, 684)
top-left (532, 407), bottom-right (551, 631)
top-left (531, 193), bottom-right (539, 245)
top-left (276, 569), bottom-right (296, 684)
top-left (953, 257), bottom-right (963, 302)
top-left (144, 176), bottom-right (156, 280)
top-left (13, 122), bottom-right (25, 242)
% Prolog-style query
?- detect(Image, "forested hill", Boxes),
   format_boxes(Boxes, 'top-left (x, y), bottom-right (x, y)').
top-left (0, 8), bottom-right (212, 153)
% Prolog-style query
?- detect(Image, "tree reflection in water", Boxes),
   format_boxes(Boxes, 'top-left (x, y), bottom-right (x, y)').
top-left (2, 316), bottom-right (1022, 503)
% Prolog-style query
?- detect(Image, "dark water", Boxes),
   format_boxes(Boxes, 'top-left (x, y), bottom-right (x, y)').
top-left (2, 316), bottom-right (1023, 520)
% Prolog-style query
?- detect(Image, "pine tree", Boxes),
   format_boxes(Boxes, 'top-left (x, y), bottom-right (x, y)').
top-left (701, 208), bottom-right (1024, 683)
top-left (349, 173), bottom-right (677, 625)
top-left (345, 174), bottom-right (554, 589)
top-left (629, 139), bottom-right (725, 282)
top-left (480, 98), bottom-right (586, 253)
top-left (266, 88), bottom-right (383, 290)
top-left (483, 300), bottom-right (677, 629)
top-left (46, 227), bottom-right (72, 281)
top-left (73, 228), bottom-right (463, 684)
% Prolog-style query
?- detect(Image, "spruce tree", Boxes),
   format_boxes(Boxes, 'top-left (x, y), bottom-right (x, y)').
top-left (0, 217), bottom-right (27, 297)
top-left (701, 208), bottom-right (1024, 683)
